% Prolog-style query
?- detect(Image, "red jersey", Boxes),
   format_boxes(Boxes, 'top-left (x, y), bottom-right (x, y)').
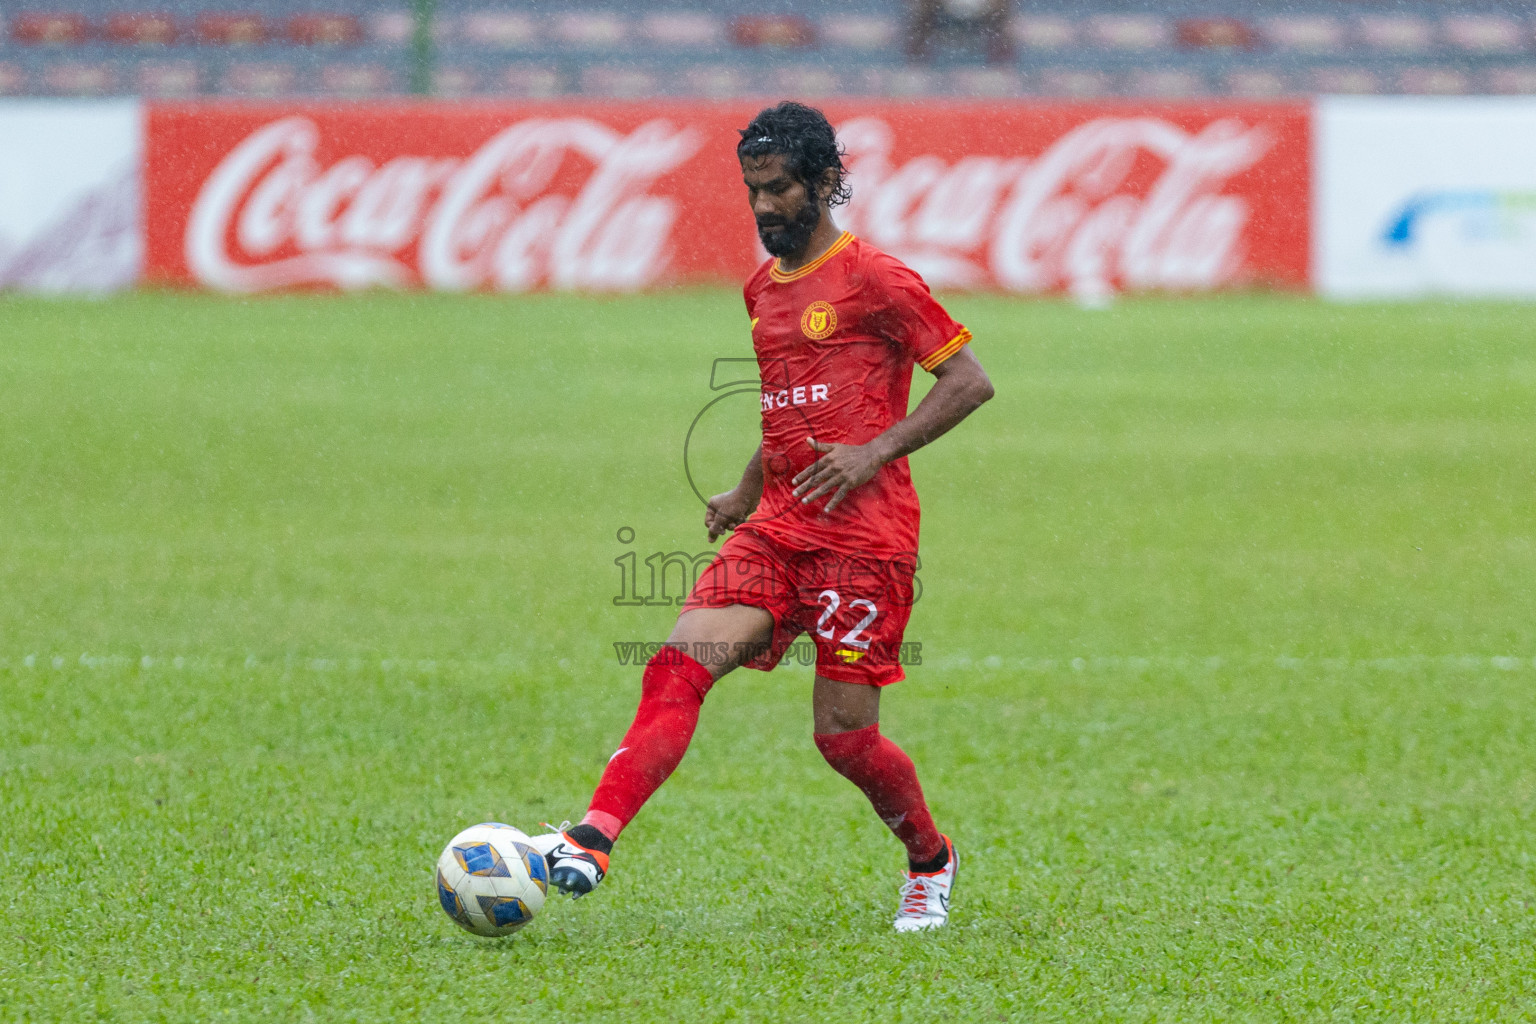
top-left (739, 232), bottom-right (971, 556)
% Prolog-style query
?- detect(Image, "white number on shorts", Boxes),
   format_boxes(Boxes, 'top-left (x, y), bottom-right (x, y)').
top-left (815, 590), bottom-right (880, 649)
top-left (815, 590), bottom-right (840, 638)
top-left (840, 599), bottom-right (879, 650)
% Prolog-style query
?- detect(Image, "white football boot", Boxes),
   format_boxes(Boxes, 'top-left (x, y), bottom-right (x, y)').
top-left (893, 834), bottom-right (957, 932)
top-left (529, 822), bottom-right (610, 898)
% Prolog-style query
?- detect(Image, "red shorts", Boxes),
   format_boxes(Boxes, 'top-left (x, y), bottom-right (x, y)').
top-left (682, 527), bottom-right (917, 686)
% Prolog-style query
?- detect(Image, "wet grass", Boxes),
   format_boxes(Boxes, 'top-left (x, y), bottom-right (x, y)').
top-left (1, 290), bottom-right (1534, 1022)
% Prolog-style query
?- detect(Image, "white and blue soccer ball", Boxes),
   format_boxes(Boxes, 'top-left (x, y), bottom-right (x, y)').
top-left (435, 823), bottom-right (548, 937)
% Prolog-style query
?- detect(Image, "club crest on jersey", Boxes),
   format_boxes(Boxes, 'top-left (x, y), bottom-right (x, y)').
top-left (800, 301), bottom-right (837, 340)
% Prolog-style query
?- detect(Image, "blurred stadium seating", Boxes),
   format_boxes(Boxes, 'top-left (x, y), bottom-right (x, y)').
top-left (0, 0), bottom-right (1532, 98)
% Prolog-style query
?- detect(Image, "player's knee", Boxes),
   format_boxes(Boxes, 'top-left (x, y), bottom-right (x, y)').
top-left (812, 675), bottom-right (882, 734)
top-left (817, 704), bottom-right (878, 735)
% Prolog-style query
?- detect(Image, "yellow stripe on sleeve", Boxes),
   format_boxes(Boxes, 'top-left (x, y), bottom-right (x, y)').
top-left (919, 328), bottom-right (972, 371)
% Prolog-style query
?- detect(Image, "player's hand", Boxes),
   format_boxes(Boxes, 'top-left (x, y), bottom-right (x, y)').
top-left (705, 487), bottom-right (757, 542)
top-left (792, 437), bottom-right (885, 514)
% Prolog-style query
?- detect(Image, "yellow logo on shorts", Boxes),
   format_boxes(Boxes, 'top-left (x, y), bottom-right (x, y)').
top-left (800, 301), bottom-right (837, 340)
top-left (835, 649), bottom-right (865, 663)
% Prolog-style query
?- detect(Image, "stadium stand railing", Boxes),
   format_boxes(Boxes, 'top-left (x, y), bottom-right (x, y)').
top-left (0, 1), bottom-right (1532, 99)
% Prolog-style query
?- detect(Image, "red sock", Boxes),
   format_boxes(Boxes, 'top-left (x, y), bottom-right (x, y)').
top-left (584, 648), bottom-right (715, 843)
top-left (814, 724), bottom-right (943, 863)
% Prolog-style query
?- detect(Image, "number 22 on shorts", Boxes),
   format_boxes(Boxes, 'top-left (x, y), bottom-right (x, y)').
top-left (815, 590), bottom-right (879, 650)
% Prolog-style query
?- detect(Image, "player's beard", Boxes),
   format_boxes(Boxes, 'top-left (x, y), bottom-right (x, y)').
top-left (756, 198), bottom-right (822, 259)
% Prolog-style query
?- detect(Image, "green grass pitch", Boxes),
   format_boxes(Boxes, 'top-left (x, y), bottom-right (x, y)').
top-left (2, 290), bottom-right (1535, 1022)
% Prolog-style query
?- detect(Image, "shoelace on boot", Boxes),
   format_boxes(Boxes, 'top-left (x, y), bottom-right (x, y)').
top-left (898, 874), bottom-right (934, 916)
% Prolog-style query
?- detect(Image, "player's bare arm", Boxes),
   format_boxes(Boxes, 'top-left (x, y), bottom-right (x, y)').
top-left (705, 443), bottom-right (764, 541)
top-left (793, 347), bottom-right (994, 511)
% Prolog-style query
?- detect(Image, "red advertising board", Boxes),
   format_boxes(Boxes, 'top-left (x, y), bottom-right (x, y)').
top-left (144, 101), bottom-right (1310, 295)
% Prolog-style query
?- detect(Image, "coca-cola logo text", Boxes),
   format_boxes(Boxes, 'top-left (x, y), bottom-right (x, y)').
top-left (186, 115), bottom-right (701, 292)
top-left (838, 116), bottom-right (1274, 300)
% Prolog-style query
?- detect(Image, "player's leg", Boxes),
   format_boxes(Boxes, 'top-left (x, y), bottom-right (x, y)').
top-left (811, 675), bottom-right (945, 865)
top-left (802, 549), bottom-right (955, 929)
top-left (535, 604), bottom-right (774, 896)
top-left (584, 605), bottom-right (773, 841)
top-left (811, 675), bottom-right (956, 931)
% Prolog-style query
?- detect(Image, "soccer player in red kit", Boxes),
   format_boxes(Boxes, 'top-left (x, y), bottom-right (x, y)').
top-left (532, 102), bottom-right (994, 931)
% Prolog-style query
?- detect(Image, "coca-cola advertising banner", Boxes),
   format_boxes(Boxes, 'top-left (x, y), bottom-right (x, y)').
top-left (143, 101), bottom-right (1310, 295)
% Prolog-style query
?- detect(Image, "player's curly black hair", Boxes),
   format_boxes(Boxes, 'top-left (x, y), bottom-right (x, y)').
top-left (736, 101), bottom-right (852, 208)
